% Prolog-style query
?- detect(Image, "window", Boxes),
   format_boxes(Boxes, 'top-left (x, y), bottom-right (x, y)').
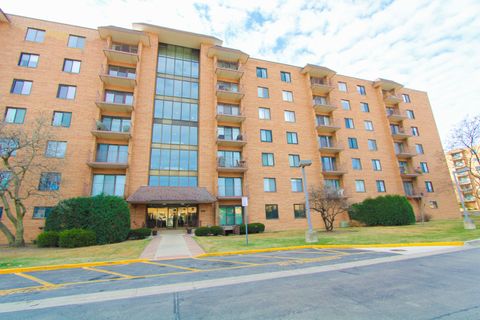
top-left (425, 181), bottom-right (434, 193)
top-left (341, 100), bottom-right (351, 110)
top-left (112, 42), bottom-right (138, 54)
top-left (360, 102), bottom-right (370, 112)
top-left (284, 111), bottom-right (296, 122)
top-left (67, 35), bottom-right (85, 49)
top-left (11, 80), bottom-right (32, 95)
top-left (0, 171), bottom-right (12, 190)
top-left (411, 127), bottom-right (419, 136)
top-left (357, 85), bottom-right (366, 95)
top-left (92, 174), bottom-right (126, 196)
top-left (420, 162), bottom-right (429, 173)
top-left (368, 139), bottom-right (377, 151)
top-left (406, 110), bottom-right (415, 119)
top-left (345, 118), bottom-right (354, 129)
top-left (264, 178), bottom-right (276, 192)
top-left (38, 172), bottom-right (61, 191)
top-left (364, 120), bottom-right (374, 131)
top-left (96, 144), bottom-right (128, 163)
top-left (18, 53), bottom-right (39, 68)
top-left (258, 87), bottom-right (269, 98)
top-left (265, 204), bottom-right (279, 220)
top-left (281, 71), bottom-right (291, 83)
top-left (0, 139), bottom-right (18, 157)
top-left (338, 82), bottom-right (347, 92)
top-left (157, 76), bottom-right (199, 98)
top-left (325, 179), bottom-right (341, 191)
top-left (154, 100), bottom-right (198, 122)
top-left (348, 137), bottom-right (358, 149)
top-left (63, 59), bottom-right (81, 73)
top-left (322, 156), bottom-right (337, 171)
top-left (217, 126), bottom-right (240, 141)
top-left (52, 111), bottom-right (72, 128)
top-left (33, 207), bottom-right (53, 219)
top-left (289, 154), bottom-right (300, 167)
top-left (416, 144), bottom-right (424, 154)
top-left (258, 107), bottom-right (271, 120)
top-left (372, 159), bottom-right (382, 171)
top-left (262, 153), bottom-right (274, 166)
top-left (100, 116), bottom-right (131, 132)
top-left (45, 141), bottom-right (67, 158)
top-left (25, 28), bottom-right (45, 42)
top-left (316, 115), bottom-right (332, 126)
top-left (355, 180), bottom-right (366, 192)
top-left (260, 129), bottom-right (272, 142)
top-left (217, 151), bottom-right (241, 168)
top-left (352, 158), bottom-right (362, 170)
top-left (294, 204), bottom-right (306, 219)
top-left (429, 201), bottom-right (438, 209)
top-left (219, 206), bottom-right (243, 226)
top-left (109, 65), bottom-right (136, 79)
top-left (319, 136), bottom-right (333, 148)
top-left (402, 94), bottom-right (411, 103)
top-left (291, 178), bottom-right (303, 192)
top-left (105, 90), bottom-right (133, 105)
top-left (282, 91), bottom-right (293, 102)
top-left (286, 132), bottom-right (298, 144)
top-left (376, 180), bottom-right (386, 192)
top-left (256, 67), bottom-right (268, 78)
top-left (4, 107), bottom-right (26, 124)
top-left (0, 207), bottom-right (3, 219)
top-left (57, 85), bottom-right (76, 100)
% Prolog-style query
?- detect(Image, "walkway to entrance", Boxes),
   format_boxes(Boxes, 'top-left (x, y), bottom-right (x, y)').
top-left (140, 230), bottom-right (204, 260)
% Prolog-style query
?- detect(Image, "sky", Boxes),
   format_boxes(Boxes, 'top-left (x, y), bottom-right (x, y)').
top-left (2, 0), bottom-right (480, 145)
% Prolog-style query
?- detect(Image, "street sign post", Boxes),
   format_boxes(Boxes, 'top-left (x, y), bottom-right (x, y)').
top-left (242, 196), bottom-right (249, 245)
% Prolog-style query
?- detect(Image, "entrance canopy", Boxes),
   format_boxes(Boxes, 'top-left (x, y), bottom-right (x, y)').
top-left (127, 186), bottom-right (216, 205)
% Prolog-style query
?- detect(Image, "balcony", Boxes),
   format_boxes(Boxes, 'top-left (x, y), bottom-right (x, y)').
top-left (96, 100), bottom-right (133, 113)
top-left (395, 147), bottom-right (417, 159)
top-left (313, 99), bottom-right (337, 114)
top-left (318, 143), bottom-right (344, 154)
top-left (91, 122), bottom-right (131, 141)
top-left (99, 68), bottom-right (136, 88)
top-left (455, 161), bottom-right (466, 169)
top-left (373, 78), bottom-right (404, 91)
top-left (310, 79), bottom-right (334, 95)
top-left (217, 158), bottom-right (247, 173)
top-left (321, 166), bottom-right (347, 176)
top-left (387, 110), bottom-right (408, 122)
top-left (456, 171), bottom-right (469, 177)
top-left (215, 61), bottom-right (243, 81)
top-left (391, 129), bottom-right (411, 140)
top-left (87, 161), bottom-right (128, 169)
top-left (316, 121), bottom-right (341, 134)
top-left (103, 48), bottom-right (139, 64)
top-left (216, 82), bottom-right (244, 103)
top-left (384, 93), bottom-right (402, 105)
top-left (96, 92), bottom-right (134, 113)
top-left (405, 190), bottom-right (423, 199)
top-left (461, 186), bottom-right (473, 192)
top-left (400, 168), bottom-right (421, 179)
top-left (451, 153), bottom-right (463, 160)
top-left (216, 134), bottom-right (247, 147)
top-left (459, 179), bottom-right (472, 185)
top-left (464, 197), bottom-right (477, 203)
top-left (216, 110), bottom-right (245, 123)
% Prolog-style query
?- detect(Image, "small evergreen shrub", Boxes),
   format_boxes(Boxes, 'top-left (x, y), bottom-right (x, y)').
top-left (209, 226), bottom-right (224, 236)
top-left (239, 223), bottom-right (265, 234)
top-left (348, 195), bottom-right (415, 226)
top-left (194, 226), bottom-right (210, 236)
top-left (128, 228), bottom-right (151, 240)
top-left (36, 231), bottom-right (59, 247)
top-left (58, 229), bottom-right (96, 248)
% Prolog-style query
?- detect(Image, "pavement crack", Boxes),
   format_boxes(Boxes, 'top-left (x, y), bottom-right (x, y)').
top-left (173, 291), bottom-right (181, 320)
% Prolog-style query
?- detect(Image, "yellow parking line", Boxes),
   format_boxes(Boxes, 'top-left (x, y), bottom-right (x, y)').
top-left (194, 257), bottom-right (258, 266)
top-left (250, 254), bottom-right (307, 261)
top-left (142, 261), bottom-right (200, 272)
top-left (314, 248), bottom-right (351, 255)
top-left (15, 272), bottom-right (55, 287)
top-left (83, 267), bottom-right (133, 279)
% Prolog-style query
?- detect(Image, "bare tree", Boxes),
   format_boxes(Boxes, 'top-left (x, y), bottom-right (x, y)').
top-left (309, 186), bottom-right (348, 232)
top-left (0, 118), bottom-right (60, 247)
top-left (447, 115), bottom-right (480, 200)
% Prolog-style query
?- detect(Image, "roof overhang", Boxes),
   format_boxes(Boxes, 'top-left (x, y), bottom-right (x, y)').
top-left (373, 78), bottom-right (404, 90)
top-left (98, 26), bottom-right (150, 46)
top-left (133, 23), bottom-right (222, 49)
top-left (0, 8), bottom-right (10, 23)
top-left (127, 186), bottom-right (216, 204)
top-left (207, 46), bottom-right (249, 63)
top-left (301, 64), bottom-right (336, 78)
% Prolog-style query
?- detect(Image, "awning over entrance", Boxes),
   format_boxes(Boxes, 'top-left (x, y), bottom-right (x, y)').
top-left (127, 186), bottom-right (216, 204)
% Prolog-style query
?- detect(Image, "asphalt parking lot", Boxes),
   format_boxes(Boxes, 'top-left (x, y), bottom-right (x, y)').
top-left (0, 248), bottom-right (398, 300)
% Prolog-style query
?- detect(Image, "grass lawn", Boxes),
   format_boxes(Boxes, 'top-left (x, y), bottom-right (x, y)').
top-left (195, 217), bottom-right (480, 253)
top-left (0, 239), bottom-right (150, 269)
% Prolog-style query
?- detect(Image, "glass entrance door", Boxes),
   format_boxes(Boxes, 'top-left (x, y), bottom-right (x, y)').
top-left (147, 206), bottom-right (198, 228)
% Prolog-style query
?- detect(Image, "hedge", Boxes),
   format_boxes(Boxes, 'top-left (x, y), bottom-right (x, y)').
top-left (37, 231), bottom-right (59, 247)
top-left (209, 226), bottom-right (224, 236)
top-left (58, 229), bottom-right (96, 248)
top-left (240, 223), bottom-right (265, 234)
top-left (128, 228), bottom-right (151, 240)
top-left (194, 226), bottom-right (210, 236)
top-left (348, 195), bottom-right (415, 226)
top-left (45, 194), bottom-right (130, 245)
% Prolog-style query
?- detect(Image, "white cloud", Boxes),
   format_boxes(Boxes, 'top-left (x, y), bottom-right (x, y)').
top-left (2, 0), bottom-right (479, 144)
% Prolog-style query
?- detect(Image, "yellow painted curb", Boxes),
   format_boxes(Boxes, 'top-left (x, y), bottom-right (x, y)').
top-left (195, 241), bottom-right (464, 258)
top-left (0, 259), bottom-right (150, 275)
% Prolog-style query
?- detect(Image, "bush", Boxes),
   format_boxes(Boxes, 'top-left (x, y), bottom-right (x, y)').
top-left (239, 223), bottom-right (265, 234)
top-left (209, 226), bottom-right (224, 236)
top-left (45, 194), bottom-right (130, 245)
top-left (348, 195), bottom-right (415, 226)
top-left (128, 228), bottom-right (151, 240)
top-left (58, 229), bottom-right (96, 248)
top-left (36, 231), bottom-right (59, 247)
top-left (194, 226), bottom-right (210, 236)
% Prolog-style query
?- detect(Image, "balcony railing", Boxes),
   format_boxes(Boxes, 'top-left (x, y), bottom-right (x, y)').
top-left (383, 92), bottom-right (402, 105)
top-left (391, 128), bottom-right (411, 140)
top-left (395, 147), bottom-right (417, 158)
top-left (217, 158), bottom-right (247, 172)
top-left (216, 107), bottom-right (245, 123)
top-left (99, 66), bottom-right (137, 88)
top-left (103, 45), bottom-right (139, 64)
top-left (216, 60), bottom-right (244, 81)
top-left (96, 92), bottom-right (134, 113)
top-left (216, 82), bottom-right (244, 102)
top-left (404, 186), bottom-right (423, 198)
top-left (316, 120), bottom-right (341, 133)
top-left (91, 121), bottom-right (131, 141)
top-left (321, 164), bottom-right (347, 175)
top-left (386, 109), bottom-right (408, 122)
top-left (216, 133), bottom-right (247, 147)
top-left (310, 78), bottom-right (334, 95)
top-left (313, 97), bottom-right (337, 113)
top-left (318, 142), bottom-right (344, 153)
top-left (399, 167), bottom-right (422, 178)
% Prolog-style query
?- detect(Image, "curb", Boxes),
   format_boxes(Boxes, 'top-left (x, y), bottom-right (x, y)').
top-left (195, 242), bottom-right (465, 258)
top-left (0, 259), bottom-right (149, 275)
top-left (465, 238), bottom-right (480, 246)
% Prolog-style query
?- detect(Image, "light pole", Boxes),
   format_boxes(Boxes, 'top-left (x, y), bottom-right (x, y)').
top-left (452, 170), bottom-right (476, 229)
top-left (299, 160), bottom-right (318, 242)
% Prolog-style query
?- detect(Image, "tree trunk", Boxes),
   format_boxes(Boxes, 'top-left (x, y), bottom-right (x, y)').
top-left (0, 221), bottom-right (15, 245)
top-left (13, 217), bottom-right (25, 247)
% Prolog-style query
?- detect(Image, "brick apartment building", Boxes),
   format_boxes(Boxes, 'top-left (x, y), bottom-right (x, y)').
top-left (0, 10), bottom-right (459, 243)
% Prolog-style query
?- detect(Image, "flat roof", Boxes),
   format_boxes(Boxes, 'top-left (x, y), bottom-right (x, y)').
top-left (127, 186), bottom-right (216, 204)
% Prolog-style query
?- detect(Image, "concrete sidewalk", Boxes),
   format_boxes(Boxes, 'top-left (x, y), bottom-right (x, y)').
top-left (140, 230), bottom-right (204, 259)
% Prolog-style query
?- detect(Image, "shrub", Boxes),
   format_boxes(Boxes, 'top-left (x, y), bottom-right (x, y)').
top-left (58, 229), bottom-right (96, 248)
top-left (348, 195), bottom-right (415, 226)
top-left (194, 226), bottom-right (210, 236)
top-left (45, 194), bottom-right (130, 245)
top-left (239, 223), bottom-right (265, 234)
top-left (209, 226), bottom-right (224, 236)
top-left (128, 228), bottom-right (151, 240)
top-left (36, 231), bottom-right (59, 248)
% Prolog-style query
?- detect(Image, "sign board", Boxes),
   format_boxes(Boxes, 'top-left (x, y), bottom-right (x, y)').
top-left (242, 196), bottom-right (248, 207)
